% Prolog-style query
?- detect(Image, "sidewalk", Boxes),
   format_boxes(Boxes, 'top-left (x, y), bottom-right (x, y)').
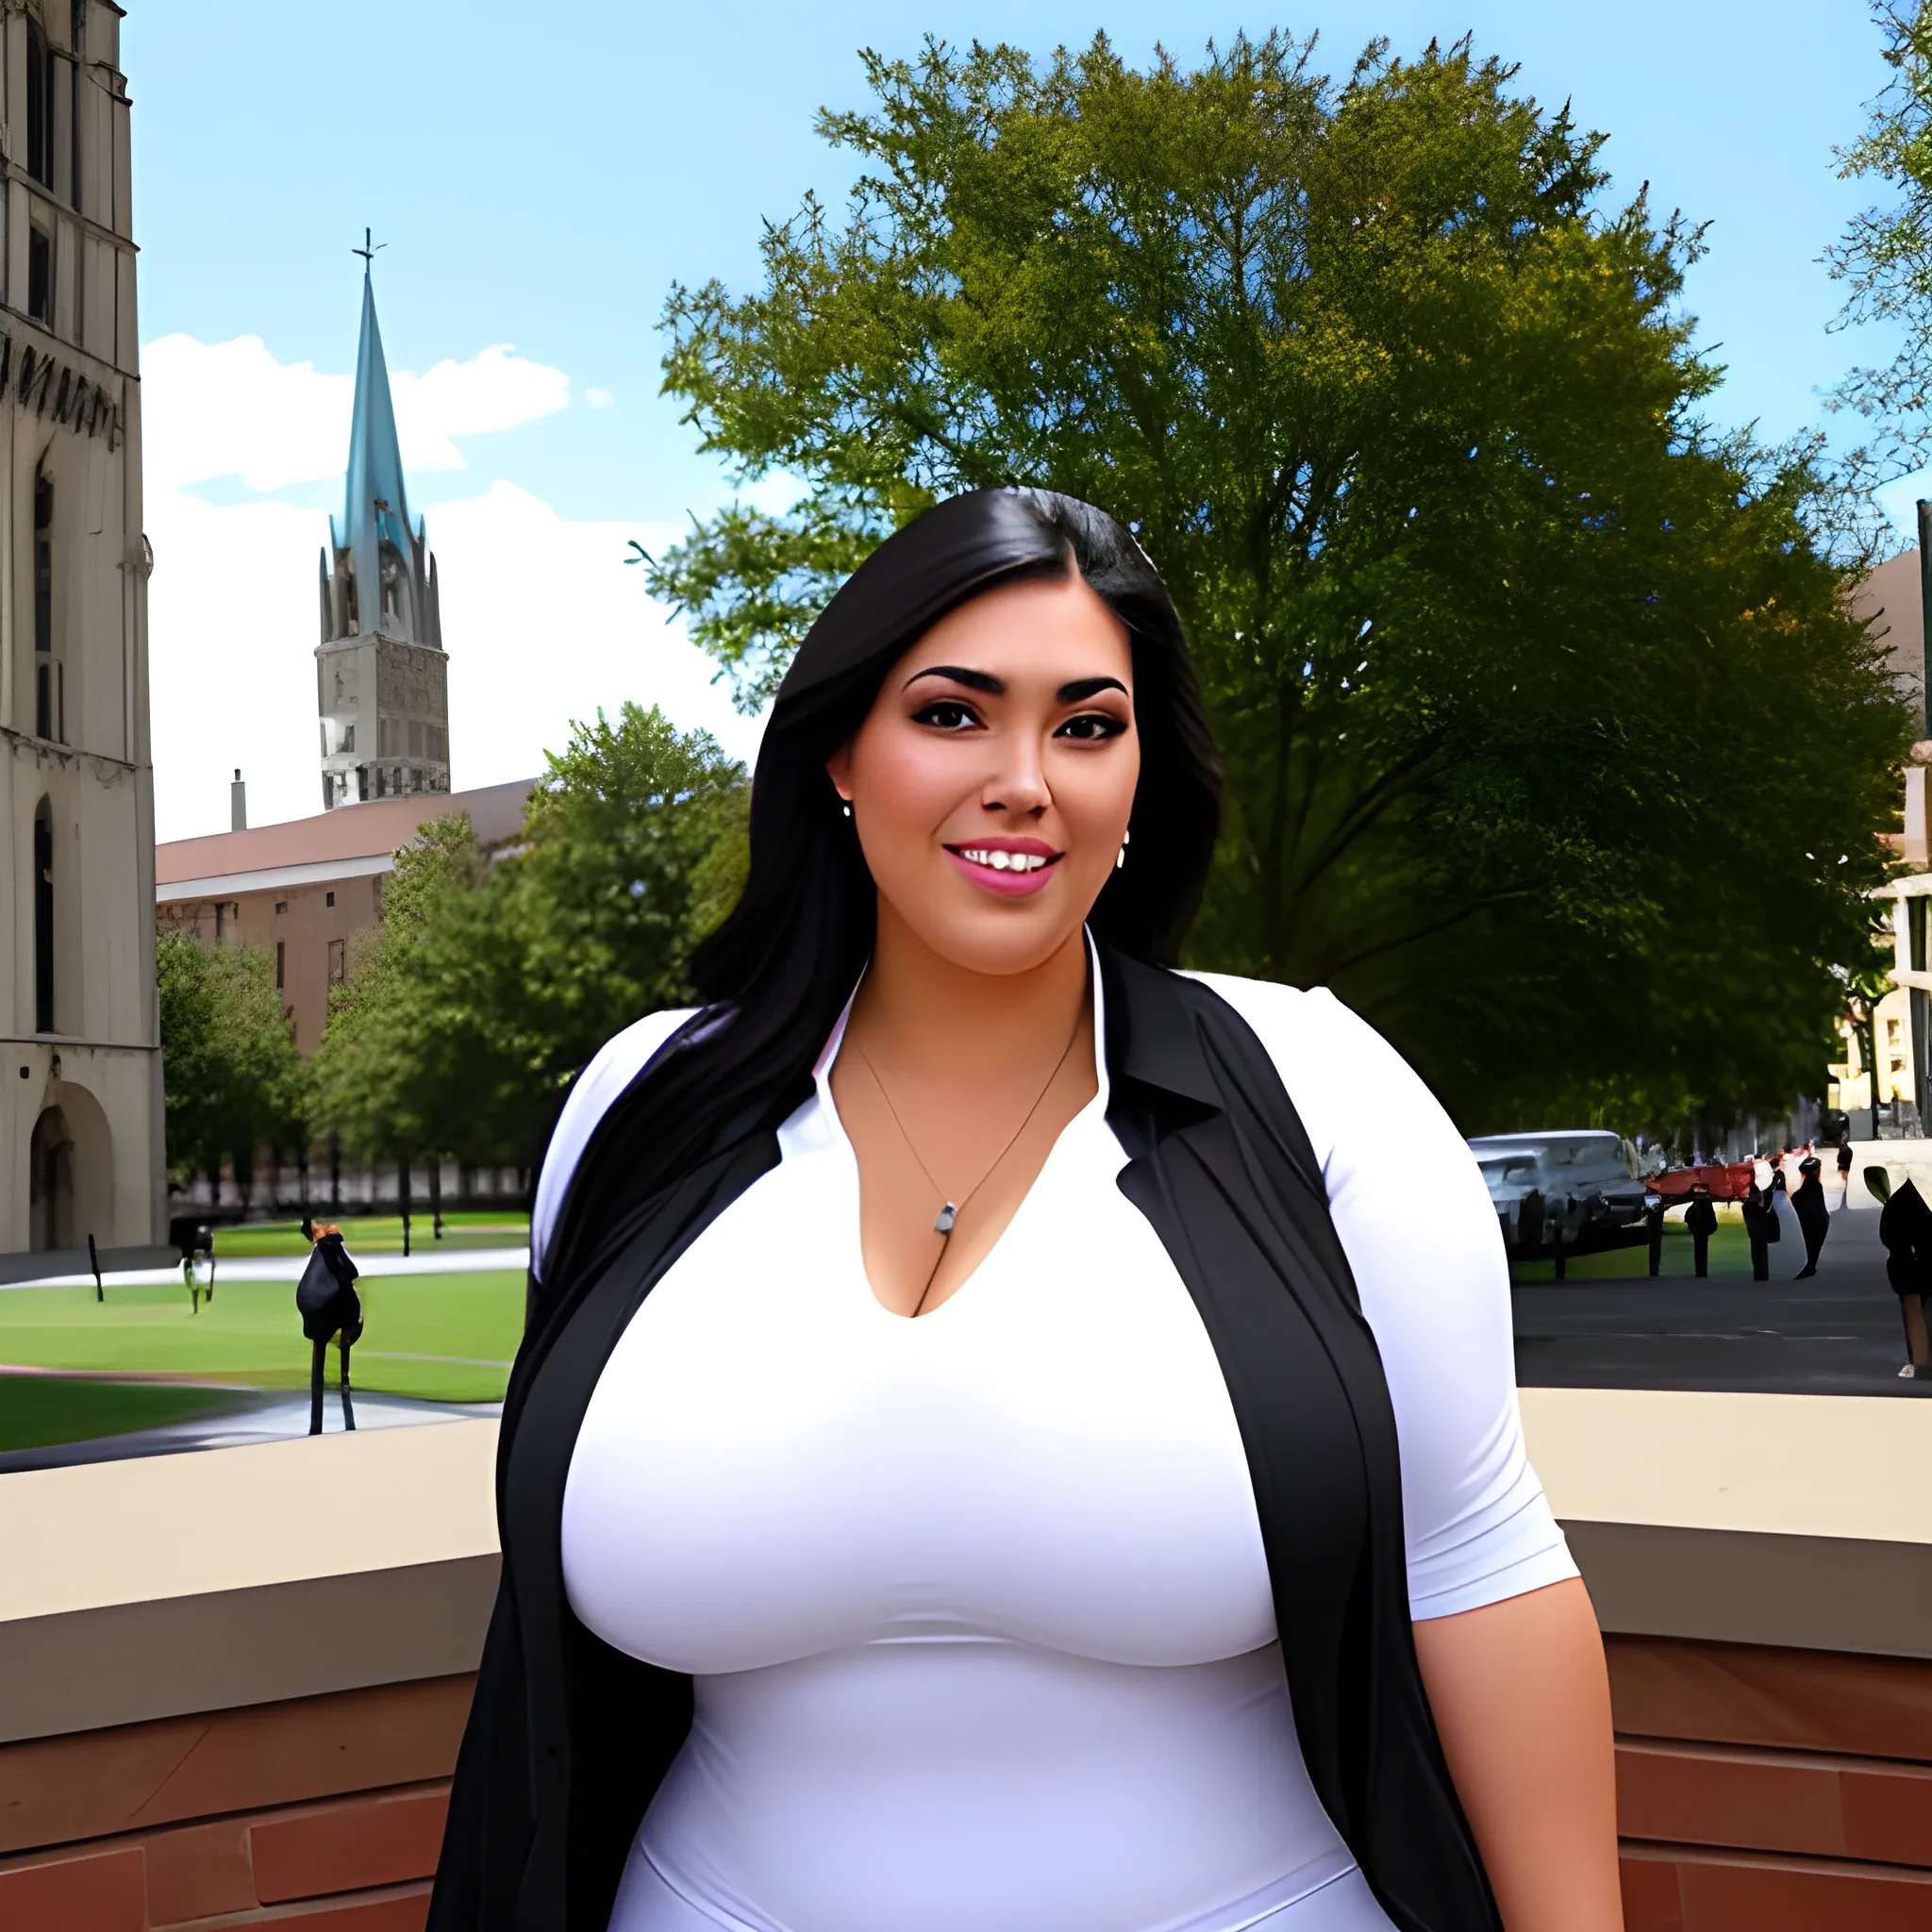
top-left (0, 1245), bottom-right (530, 1292)
top-left (0, 1386), bottom-right (502, 1475)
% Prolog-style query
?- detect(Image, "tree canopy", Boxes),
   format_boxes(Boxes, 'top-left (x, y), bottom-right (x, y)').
top-left (308, 704), bottom-right (746, 1173)
top-left (1830, 0), bottom-right (1932, 479)
top-left (157, 932), bottom-right (306, 1189)
top-left (646, 29), bottom-right (1910, 1131)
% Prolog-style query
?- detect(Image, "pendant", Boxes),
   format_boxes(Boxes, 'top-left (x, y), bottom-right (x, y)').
top-left (935, 1202), bottom-right (958, 1235)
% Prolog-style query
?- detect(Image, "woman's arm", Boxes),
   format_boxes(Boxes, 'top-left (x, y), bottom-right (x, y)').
top-left (1412, 1577), bottom-right (1624, 1931)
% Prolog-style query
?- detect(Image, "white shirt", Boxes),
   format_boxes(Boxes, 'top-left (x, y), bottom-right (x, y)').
top-left (547, 961), bottom-right (1574, 1932)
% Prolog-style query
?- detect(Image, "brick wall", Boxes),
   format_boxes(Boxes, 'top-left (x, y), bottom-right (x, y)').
top-left (6, 1638), bottom-right (1932, 1928)
top-left (0, 1675), bottom-right (471, 1931)
top-left (1612, 1634), bottom-right (1932, 1928)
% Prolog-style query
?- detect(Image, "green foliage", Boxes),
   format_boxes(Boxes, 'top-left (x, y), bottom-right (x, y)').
top-left (308, 705), bottom-right (746, 1170)
top-left (649, 29), bottom-right (1911, 1128)
top-left (157, 931), bottom-right (307, 1185)
top-left (514, 703), bottom-right (750, 1072)
top-left (1829, 1), bottom-right (1932, 477)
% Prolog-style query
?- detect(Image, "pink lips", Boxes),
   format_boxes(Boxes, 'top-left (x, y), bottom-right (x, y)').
top-left (943, 838), bottom-right (1062, 899)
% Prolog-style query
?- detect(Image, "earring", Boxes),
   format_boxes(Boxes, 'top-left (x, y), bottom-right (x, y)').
top-left (1115, 827), bottom-right (1130, 870)
top-left (841, 802), bottom-right (853, 819)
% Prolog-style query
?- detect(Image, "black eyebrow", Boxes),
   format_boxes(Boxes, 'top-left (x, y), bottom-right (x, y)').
top-left (1058, 676), bottom-right (1128, 702)
top-left (906, 664), bottom-right (1005, 694)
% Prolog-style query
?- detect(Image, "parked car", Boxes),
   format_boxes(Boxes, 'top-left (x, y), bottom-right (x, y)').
top-left (1466, 1131), bottom-right (1658, 1257)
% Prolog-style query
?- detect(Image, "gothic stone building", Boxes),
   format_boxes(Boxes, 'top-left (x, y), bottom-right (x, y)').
top-left (317, 265), bottom-right (450, 810)
top-left (1, 3), bottom-right (165, 1263)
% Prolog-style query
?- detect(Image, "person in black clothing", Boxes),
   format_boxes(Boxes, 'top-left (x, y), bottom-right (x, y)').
top-left (1875, 1170), bottom-right (1932, 1378)
top-left (1741, 1163), bottom-right (1779, 1282)
top-left (1790, 1157), bottom-right (1830, 1278)
top-left (1683, 1186), bottom-right (1718, 1278)
top-left (1837, 1135), bottom-right (1855, 1206)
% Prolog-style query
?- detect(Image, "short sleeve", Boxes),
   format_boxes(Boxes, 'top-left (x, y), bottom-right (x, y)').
top-left (1186, 973), bottom-right (1578, 1620)
top-left (529, 1008), bottom-right (697, 1279)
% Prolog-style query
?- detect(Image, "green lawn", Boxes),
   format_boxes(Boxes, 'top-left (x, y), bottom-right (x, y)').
top-left (210, 1213), bottom-right (529, 1259)
top-left (0, 1270), bottom-right (526, 1403)
top-left (0, 1374), bottom-right (264, 1453)
top-left (1511, 1209), bottom-right (1754, 1284)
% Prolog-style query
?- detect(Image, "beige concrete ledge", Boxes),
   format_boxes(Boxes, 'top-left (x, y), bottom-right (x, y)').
top-left (1521, 1386), bottom-right (1932, 1661)
top-left (7, 1389), bottom-right (1932, 1745)
top-left (0, 1421), bottom-right (500, 1741)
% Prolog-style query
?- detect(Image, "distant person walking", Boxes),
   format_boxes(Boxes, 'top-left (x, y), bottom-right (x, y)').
top-left (1790, 1157), bottom-right (1830, 1278)
top-left (1742, 1158), bottom-right (1779, 1283)
top-left (1837, 1134), bottom-right (1855, 1207)
top-left (1875, 1170), bottom-right (1932, 1378)
top-left (1684, 1185), bottom-right (1718, 1278)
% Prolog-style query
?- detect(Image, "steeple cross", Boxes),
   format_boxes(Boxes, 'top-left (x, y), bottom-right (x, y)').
top-left (352, 226), bottom-right (386, 271)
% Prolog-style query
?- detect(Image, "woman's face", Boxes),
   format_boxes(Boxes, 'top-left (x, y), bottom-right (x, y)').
top-left (825, 569), bottom-right (1141, 977)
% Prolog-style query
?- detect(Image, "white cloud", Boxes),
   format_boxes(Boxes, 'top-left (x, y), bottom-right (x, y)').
top-left (584, 386), bottom-right (616, 409)
top-left (144, 335), bottom-right (761, 843)
top-left (141, 332), bottom-right (571, 494)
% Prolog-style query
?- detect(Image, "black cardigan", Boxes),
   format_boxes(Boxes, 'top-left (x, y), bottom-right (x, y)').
top-left (428, 951), bottom-right (1502, 1932)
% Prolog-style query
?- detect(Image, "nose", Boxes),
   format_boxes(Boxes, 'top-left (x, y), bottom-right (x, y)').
top-left (981, 732), bottom-right (1051, 817)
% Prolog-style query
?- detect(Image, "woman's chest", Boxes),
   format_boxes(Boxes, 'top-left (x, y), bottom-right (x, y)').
top-left (560, 1131), bottom-right (1278, 1676)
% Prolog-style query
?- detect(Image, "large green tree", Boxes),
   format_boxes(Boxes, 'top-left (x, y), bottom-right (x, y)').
top-left (308, 705), bottom-right (747, 1174)
top-left (157, 932), bottom-right (307, 1191)
top-left (646, 30), bottom-right (1909, 1130)
top-left (1829, 0), bottom-right (1932, 479)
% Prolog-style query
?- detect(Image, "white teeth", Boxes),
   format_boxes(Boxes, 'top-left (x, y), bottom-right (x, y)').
top-left (960, 848), bottom-right (1048, 873)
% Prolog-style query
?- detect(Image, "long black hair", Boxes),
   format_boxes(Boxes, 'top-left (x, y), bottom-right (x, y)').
top-left (540, 488), bottom-right (1223, 1299)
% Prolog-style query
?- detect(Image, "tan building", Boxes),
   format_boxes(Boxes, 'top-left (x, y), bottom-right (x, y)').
top-left (156, 778), bottom-right (533, 1055)
top-left (1, 3), bottom-right (165, 1266)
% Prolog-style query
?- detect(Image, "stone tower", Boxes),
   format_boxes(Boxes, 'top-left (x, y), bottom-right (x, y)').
top-left (2, 2), bottom-right (166, 1260)
top-left (316, 264), bottom-right (449, 810)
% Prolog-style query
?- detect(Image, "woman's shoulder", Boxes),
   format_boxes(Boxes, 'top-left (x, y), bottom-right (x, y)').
top-left (1174, 969), bottom-right (1458, 1176)
top-left (1177, 970), bottom-right (1372, 1078)
top-left (531, 1007), bottom-right (702, 1266)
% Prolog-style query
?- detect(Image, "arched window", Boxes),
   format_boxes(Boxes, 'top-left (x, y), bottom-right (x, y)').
top-left (25, 23), bottom-right (52, 189)
top-left (34, 795), bottom-right (54, 1033)
top-left (34, 466), bottom-right (56, 738)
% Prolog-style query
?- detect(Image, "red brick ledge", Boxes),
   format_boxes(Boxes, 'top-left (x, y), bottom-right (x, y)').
top-left (1622, 1837), bottom-right (1932, 1931)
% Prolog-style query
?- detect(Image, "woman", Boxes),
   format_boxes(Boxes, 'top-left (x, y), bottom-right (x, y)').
top-left (1790, 1156), bottom-right (1830, 1279)
top-left (1875, 1168), bottom-right (1932, 1379)
top-left (431, 491), bottom-right (1621, 1932)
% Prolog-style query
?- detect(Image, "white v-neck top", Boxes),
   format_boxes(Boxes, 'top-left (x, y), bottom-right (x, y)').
top-left (549, 961), bottom-right (1574, 1932)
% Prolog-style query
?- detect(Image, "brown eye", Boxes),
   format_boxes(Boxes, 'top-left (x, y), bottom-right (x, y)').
top-left (912, 700), bottom-right (981, 731)
top-left (1056, 712), bottom-right (1127, 741)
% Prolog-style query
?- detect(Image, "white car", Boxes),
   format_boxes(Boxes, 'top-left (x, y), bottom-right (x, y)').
top-left (1467, 1131), bottom-right (1656, 1257)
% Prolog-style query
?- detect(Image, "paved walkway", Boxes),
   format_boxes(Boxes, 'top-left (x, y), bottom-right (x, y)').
top-left (0, 1387), bottom-right (503, 1475)
top-left (1514, 1203), bottom-right (1932, 1397)
top-left (1, 1246), bottom-right (530, 1291)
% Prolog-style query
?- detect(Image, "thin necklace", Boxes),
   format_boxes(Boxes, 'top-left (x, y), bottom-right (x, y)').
top-left (851, 1001), bottom-right (1087, 1316)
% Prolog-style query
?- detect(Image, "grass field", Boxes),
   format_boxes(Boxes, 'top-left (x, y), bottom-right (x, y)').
top-left (0, 1270), bottom-right (525, 1407)
top-left (209, 1213), bottom-right (529, 1259)
top-left (1510, 1210), bottom-right (1754, 1284)
top-left (0, 1375), bottom-right (263, 1453)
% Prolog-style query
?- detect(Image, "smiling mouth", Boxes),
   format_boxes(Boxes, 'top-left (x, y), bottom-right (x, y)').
top-left (951, 845), bottom-right (1058, 874)
top-left (942, 842), bottom-right (1064, 897)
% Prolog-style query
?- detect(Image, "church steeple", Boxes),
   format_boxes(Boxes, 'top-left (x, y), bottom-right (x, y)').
top-left (315, 243), bottom-right (451, 810)
top-left (336, 265), bottom-right (414, 620)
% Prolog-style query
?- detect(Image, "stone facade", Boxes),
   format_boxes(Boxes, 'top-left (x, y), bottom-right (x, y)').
top-left (316, 269), bottom-right (450, 811)
top-left (0, 2), bottom-right (165, 1260)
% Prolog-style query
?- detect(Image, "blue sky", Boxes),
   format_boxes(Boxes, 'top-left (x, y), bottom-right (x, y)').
top-left (128, 0), bottom-right (1910, 834)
